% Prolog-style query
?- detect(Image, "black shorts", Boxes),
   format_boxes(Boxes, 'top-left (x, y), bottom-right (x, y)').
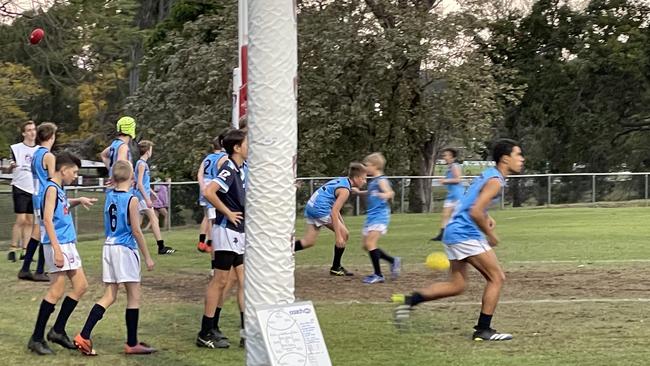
top-left (12, 186), bottom-right (34, 214)
top-left (213, 251), bottom-right (244, 271)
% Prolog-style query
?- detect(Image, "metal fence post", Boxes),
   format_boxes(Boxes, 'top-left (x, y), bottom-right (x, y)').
top-left (644, 174), bottom-right (648, 206)
top-left (167, 182), bottom-right (172, 231)
top-left (73, 188), bottom-right (78, 232)
top-left (400, 178), bottom-right (405, 213)
top-left (592, 174), bottom-right (596, 205)
top-left (547, 175), bottom-right (552, 206)
top-left (309, 179), bottom-right (314, 197)
top-left (355, 195), bottom-right (360, 216)
top-left (501, 186), bottom-right (505, 209)
top-left (168, 183), bottom-right (172, 229)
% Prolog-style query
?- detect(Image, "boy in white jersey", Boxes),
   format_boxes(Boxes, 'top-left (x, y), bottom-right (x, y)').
top-left (5, 121), bottom-right (37, 262)
top-left (393, 139), bottom-right (524, 342)
top-left (18, 122), bottom-right (57, 281)
top-left (294, 163), bottom-right (367, 276)
top-left (135, 140), bottom-right (175, 254)
top-left (358, 153), bottom-right (401, 284)
top-left (74, 160), bottom-right (156, 355)
top-left (27, 151), bottom-right (97, 355)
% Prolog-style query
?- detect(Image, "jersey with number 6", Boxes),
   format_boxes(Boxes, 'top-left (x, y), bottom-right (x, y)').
top-left (104, 189), bottom-right (137, 249)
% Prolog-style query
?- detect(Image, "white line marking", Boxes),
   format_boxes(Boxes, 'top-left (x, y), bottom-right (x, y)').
top-left (324, 298), bottom-right (650, 306)
top-left (295, 258), bottom-right (650, 269)
top-left (509, 259), bottom-right (650, 264)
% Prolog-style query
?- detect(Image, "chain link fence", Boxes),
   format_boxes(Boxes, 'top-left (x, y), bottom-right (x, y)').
top-left (2, 172), bottom-right (649, 246)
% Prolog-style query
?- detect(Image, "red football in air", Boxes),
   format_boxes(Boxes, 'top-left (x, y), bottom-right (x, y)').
top-left (29, 28), bottom-right (45, 45)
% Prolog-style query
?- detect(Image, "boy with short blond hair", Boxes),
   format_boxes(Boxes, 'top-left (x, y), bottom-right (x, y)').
top-left (359, 153), bottom-right (400, 284)
top-left (74, 160), bottom-right (156, 355)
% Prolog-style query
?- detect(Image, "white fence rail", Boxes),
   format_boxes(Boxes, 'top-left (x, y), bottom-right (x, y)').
top-left (1, 172), bottom-right (648, 244)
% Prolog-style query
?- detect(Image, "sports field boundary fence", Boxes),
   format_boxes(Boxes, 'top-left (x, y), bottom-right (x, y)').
top-left (1, 172), bottom-right (649, 244)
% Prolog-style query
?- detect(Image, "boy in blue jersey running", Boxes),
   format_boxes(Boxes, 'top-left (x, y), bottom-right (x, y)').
top-left (358, 153), bottom-right (401, 284)
top-left (394, 139), bottom-right (524, 342)
top-left (196, 129), bottom-right (248, 349)
top-left (19, 122), bottom-right (58, 281)
top-left (27, 151), bottom-right (97, 355)
top-left (431, 148), bottom-right (464, 241)
top-left (197, 133), bottom-right (228, 253)
top-left (135, 140), bottom-right (175, 255)
top-left (294, 162), bottom-right (367, 276)
top-left (74, 160), bottom-right (156, 356)
top-left (101, 116), bottom-right (135, 180)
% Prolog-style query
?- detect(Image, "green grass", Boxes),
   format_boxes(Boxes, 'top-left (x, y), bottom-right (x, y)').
top-left (2, 207), bottom-right (650, 365)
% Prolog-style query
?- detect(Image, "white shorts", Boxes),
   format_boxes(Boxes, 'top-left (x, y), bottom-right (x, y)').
top-left (43, 243), bottom-right (82, 273)
top-left (212, 225), bottom-right (245, 254)
top-left (362, 223), bottom-right (388, 236)
top-left (205, 207), bottom-right (216, 220)
top-left (199, 193), bottom-right (214, 209)
top-left (138, 199), bottom-right (152, 213)
top-left (443, 239), bottom-right (492, 261)
top-left (443, 199), bottom-right (460, 208)
top-left (305, 215), bottom-right (332, 228)
top-left (102, 245), bottom-right (141, 283)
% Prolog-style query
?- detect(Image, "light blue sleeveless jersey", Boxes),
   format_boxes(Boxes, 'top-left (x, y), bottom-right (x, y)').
top-left (41, 180), bottom-right (76, 245)
top-left (104, 190), bottom-right (137, 249)
top-left (31, 146), bottom-right (49, 212)
top-left (134, 159), bottom-right (151, 201)
top-left (365, 176), bottom-right (390, 226)
top-left (443, 167), bottom-right (504, 244)
top-left (108, 139), bottom-right (131, 176)
top-left (445, 163), bottom-right (464, 201)
top-left (304, 178), bottom-right (351, 219)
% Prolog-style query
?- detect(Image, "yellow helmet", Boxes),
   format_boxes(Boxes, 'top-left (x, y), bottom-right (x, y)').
top-left (116, 116), bottom-right (136, 138)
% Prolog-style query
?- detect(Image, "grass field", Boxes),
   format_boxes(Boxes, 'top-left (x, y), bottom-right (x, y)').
top-left (2, 207), bottom-right (650, 365)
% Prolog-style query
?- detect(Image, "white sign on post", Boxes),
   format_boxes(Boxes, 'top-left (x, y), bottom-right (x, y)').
top-left (256, 301), bottom-right (332, 366)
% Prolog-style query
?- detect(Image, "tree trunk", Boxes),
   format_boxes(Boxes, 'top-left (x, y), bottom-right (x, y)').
top-left (407, 138), bottom-right (436, 213)
top-left (129, 42), bottom-right (142, 96)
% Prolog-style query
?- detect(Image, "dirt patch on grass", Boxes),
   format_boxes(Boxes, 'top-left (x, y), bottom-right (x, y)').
top-left (139, 265), bottom-right (650, 305)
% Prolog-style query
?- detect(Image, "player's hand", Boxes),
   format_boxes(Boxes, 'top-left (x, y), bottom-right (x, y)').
top-left (145, 257), bottom-right (155, 271)
top-left (488, 216), bottom-right (496, 230)
top-left (9, 161), bottom-right (16, 169)
top-left (351, 187), bottom-right (361, 194)
top-left (104, 178), bottom-right (113, 187)
top-left (146, 198), bottom-right (153, 208)
top-left (54, 249), bottom-right (64, 268)
top-left (79, 197), bottom-right (98, 209)
top-left (227, 211), bottom-right (243, 226)
top-left (487, 233), bottom-right (499, 247)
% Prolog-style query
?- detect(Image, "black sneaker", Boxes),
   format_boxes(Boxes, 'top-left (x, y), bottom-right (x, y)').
top-left (27, 337), bottom-right (54, 355)
top-left (329, 266), bottom-right (354, 276)
top-left (33, 273), bottom-right (49, 282)
top-left (158, 246), bottom-right (176, 255)
top-left (196, 332), bottom-right (230, 349)
top-left (7, 251), bottom-right (16, 262)
top-left (47, 328), bottom-right (77, 349)
top-left (430, 233), bottom-right (443, 241)
top-left (239, 329), bottom-right (245, 348)
top-left (472, 326), bottom-right (513, 341)
top-left (211, 328), bottom-right (228, 340)
top-left (18, 270), bottom-right (34, 281)
top-left (19, 251), bottom-right (26, 260)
